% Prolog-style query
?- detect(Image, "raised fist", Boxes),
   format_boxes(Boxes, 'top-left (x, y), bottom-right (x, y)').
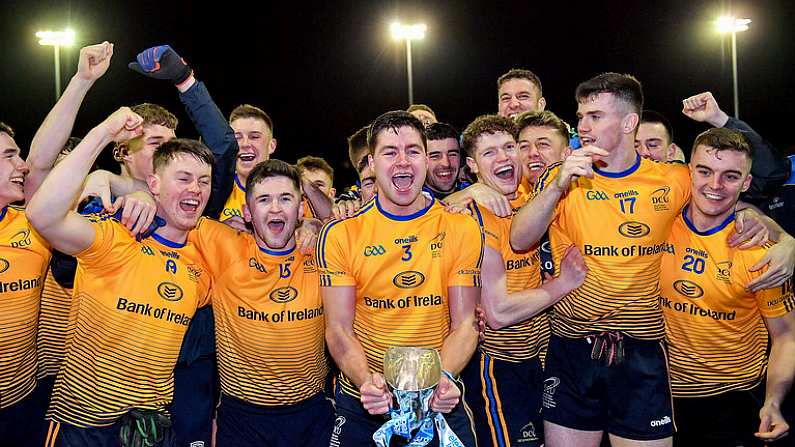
top-left (76, 41), bottom-right (114, 82)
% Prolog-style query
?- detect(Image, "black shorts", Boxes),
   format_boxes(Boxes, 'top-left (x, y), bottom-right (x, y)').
top-left (461, 351), bottom-right (543, 447)
top-left (673, 382), bottom-right (793, 447)
top-left (216, 392), bottom-right (334, 447)
top-left (542, 334), bottom-right (674, 441)
top-left (43, 419), bottom-right (177, 447)
top-left (330, 383), bottom-right (477, 446)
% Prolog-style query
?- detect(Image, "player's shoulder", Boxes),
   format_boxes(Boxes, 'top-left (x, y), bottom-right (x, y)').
top-left (438, 204), bottom-right (481, 236)
top-left (319, 199), bottom-right (377, 246)
top-left (639, 157), bottom-right (689, 180)
top-left (534, 161), bottom-right (563, 193)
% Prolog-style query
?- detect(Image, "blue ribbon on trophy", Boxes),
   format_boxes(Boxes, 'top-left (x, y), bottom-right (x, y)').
top-left (373, 347), bottom-right (464, 447)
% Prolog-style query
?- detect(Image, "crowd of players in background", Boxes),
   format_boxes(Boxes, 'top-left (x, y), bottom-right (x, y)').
top-left (1, 40), bottom-right (794, 447)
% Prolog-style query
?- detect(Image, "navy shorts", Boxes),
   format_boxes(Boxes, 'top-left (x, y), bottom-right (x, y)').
top-left (170, 354), bottom-right (218, 447)
top-left (542, 334), bottom-right (674, 441)
top-left (0, 381), bottom-right (50, 447)
top-left (215, 392), bottom-right (334, 447)
top-left (330, 382), bottom-right (477, 446)
top-left (43, 419), bottom-right (177, 447)
top-left (461, 351), bottom-right (543, 447)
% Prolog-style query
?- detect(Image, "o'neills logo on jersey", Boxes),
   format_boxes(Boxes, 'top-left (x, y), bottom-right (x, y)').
top-left (393, 270), bottom-right (426, 289)
top-left (158, 282), bottom-right (184, 301)
top-left (269, 286), bottom-right (298, 303)
top-left (673, 280), bottom-right (704, 299)
top-left (651, 187), bottom-right (671, 211)
top-left (0, 276), bottom-right (41, 293)
top-left (618, 221), bottom-right (651, 238)
top-left (0, 258), bottom-right (9, 274)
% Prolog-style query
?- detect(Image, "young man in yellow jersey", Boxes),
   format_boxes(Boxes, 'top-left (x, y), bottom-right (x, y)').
top-left (661, 128), bottom-right (795, 446)
top-left (188, 159), bottom-right (333, 446)
top-left (223, 104), bottom-right (331, 228)
top-left (453, 114), bottom-right (587, 447)
top-left (28, 108), bottom-right (214, 447)
top-left (318, 111), bottom-right (483, 445)
top-left (510, 73), bottom-right (794, 447)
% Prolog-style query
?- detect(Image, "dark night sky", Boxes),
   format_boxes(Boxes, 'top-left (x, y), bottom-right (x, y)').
top-left (2, 0), bottom-right (794, 189)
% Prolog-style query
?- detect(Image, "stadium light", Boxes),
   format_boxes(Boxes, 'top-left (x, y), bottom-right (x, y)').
top-left (391, 22), bottom-right (426, 105)
top-left (715, 17), bottom-right (750, 118)
top-left (36, 29), bottom-right (76, 100)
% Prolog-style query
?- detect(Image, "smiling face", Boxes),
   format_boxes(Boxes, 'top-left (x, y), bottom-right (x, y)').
top-left (467, 131), bottom-right (521, 197)
top-left (148, 154), bottom-right (212, 233)
top-left (689, 144), bottom-right (752, 225)
top-left (244, 175), bottom-right (302, 251)
top-left (498, 78), bottom-right (545, 118)
top-left (0, 132), bottom-right (28, 205)
top-left (426, 137), bottom-right (461, 193)
top-left (636, 121), bottom-right (673, 162)
top-left (517, 125), bottom-right (568, 185)
top-left (231, 117), bottom-right (276, 181)
top-left (369, 125), bottom-right (427, 212)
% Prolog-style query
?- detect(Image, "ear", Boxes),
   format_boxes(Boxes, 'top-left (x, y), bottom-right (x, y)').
top-left (741, 173), bottom-right (753, 193)
top-left (466, 156), bottom-right (479, 175)
top-left (243, 203), bottom-right (252, 223)
top-left (268, 137), bottom-right (277, 155)
top-left (146, 173), bottom-right (160, 197)
top-left (330, 187), bottom-right (337, 198)
top-left (537, 97), bottom-right (547, 111)
top-left (562, 147), bottom-right (573, 159)
top-left (623, 113), bottom-right (639, 134)
top-left (367, 153), bottom-right (375, 171)
top-left (666, 144), bottom-right (676, 163)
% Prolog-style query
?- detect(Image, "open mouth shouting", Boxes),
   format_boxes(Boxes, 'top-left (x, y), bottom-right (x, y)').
top-left (392, 172), bottom-right (415, 192)
top-left (267, 217), bottom-right (286, 234)
top-left (179, 198), bottom-right (201, 214)
top-left (9, 175), bottom-right (25, 190)
top-left (238, 152), bottom-right (257, 163)
top-left (494, 164), bottom-right (516, 182)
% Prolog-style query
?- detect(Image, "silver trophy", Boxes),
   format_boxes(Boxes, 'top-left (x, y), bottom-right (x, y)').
top-left (383, 347), bottom-right (442, 422)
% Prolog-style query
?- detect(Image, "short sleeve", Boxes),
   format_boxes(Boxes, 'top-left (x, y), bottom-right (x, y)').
top-left (446, 214), bottom-right (483, 287)
top-left (74, 214), bottom-right (127, 267)
top-left (316, 220), bottom-right (356, 287)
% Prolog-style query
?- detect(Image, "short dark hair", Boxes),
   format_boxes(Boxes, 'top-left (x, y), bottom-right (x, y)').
top-left (152, 138), bottom-right (214, 173)
top-left (367, 111), bottom-right (426, 154)
top-left (114, 104), bottom-right (178, 163)
top-left (462, 114), bottom-right (518, 158)
top-left (692, 127), bottom-right (753, 161)
top-left (406, 104), bottom-right (436, 117)
top-left (497, 68), bottom-right (543, 96)
top-left (425, 122), bottom-right (459, 142)
top-left (640, 110), bottom-right (674, 143)
top-left (347, 126), bottom-right (369, 168)
top-left (229, 104), bottom-right (274, 134)
top-left (297, 155), bottom-right (334, 184)
top-left (131, 103), bottom-right (178, 130)
top-left (245, 159), bottom-right (301, 200)
top-left (515, 111), bottom-right (570, 143)
top-left (0, 122), bottom-right (14, 138)
top-left (575, 72), bottom-right (644, 114)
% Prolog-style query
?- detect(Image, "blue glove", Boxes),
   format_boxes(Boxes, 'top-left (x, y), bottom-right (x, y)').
top-left (128, 45), bottom-right (192, 84)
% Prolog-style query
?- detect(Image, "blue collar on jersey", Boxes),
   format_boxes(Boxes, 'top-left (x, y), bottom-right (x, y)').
top-left (151, 231), bottom-right (187, 248)
top-left (376, 194), bottom-right (435, 221)
top-left (0, 206), bottom-right (7, 224)
top-left (234, 174), bottom-right (247, 192)
top-left (593, 152), bottom-right (641, 178)
top-left (258, 244), bottom-right (296, 257)
top-left (682, 203), bottom-right (736, 236)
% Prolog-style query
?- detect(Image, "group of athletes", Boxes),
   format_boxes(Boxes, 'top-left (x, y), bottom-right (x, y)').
top-left (1, 39), bottom-right (794, 447)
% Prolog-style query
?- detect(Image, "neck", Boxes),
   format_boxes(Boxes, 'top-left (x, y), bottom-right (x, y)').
top-left (378, 193), bottom-right (428, 217)
top-left (596, 140), bottom-right (637, 173)
top-left (686, 202), bottom-right (735, 233)
top-left (425, 182), bottom-right (455, 196)
top-left (255, 232), bottom-right (297, 254)
top-left (237, 171), bottom-right (248, 186)
top-left (154, 223), bottom-right (189, 245)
